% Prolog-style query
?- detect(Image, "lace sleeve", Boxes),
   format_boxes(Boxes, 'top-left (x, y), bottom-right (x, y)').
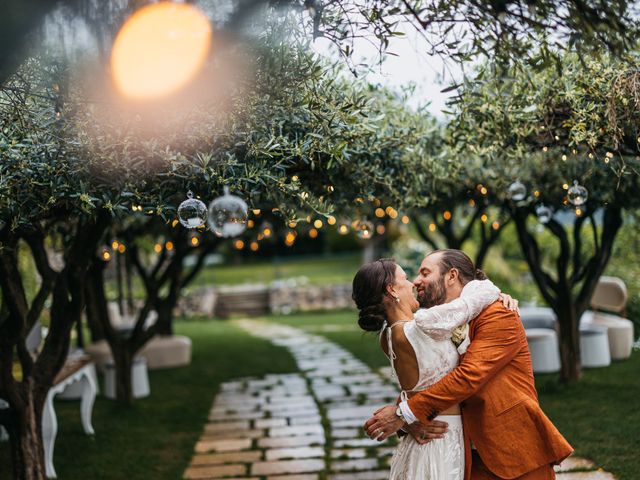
top-left (413, 279), bottom-right (501, 340)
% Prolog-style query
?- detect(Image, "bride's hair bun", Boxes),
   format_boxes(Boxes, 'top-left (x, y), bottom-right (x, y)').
top-left (358, 304), bottom-right (387, 332)
top-left (475, 268), bottom-right (487, 280)
top-left (352, 258), bottom-right (397, 332)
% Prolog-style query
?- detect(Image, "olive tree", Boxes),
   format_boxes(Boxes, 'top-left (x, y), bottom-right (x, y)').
top-left (449, 54), bottom-right (640, 382)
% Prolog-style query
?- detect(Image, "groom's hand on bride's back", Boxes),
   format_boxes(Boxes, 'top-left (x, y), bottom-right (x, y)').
top-left (405, 420), bottom-right (448, 445)
top-left (363, 405), bottom-right (449, 442)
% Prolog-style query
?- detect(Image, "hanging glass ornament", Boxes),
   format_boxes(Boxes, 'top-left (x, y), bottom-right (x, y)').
top-left (567, 180), bottom-right (588, 206)
top-left (337, 219), bottom-right (350, 235)
top-left (354, 219), bottom-right (374, 239)
top-left (208, 186), bottom-right (248, 237)
top-left (535, 204), bottom-right (553, 224)
top-left (177, 191), bottom-right (207, 229)
top-left (508, 180), bottom-right (527, 202)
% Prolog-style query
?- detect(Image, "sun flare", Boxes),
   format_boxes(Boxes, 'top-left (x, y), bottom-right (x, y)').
top-left (110, 3), bottom-right (212, 100)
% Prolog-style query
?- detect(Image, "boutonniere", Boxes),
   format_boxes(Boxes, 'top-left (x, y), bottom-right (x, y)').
top-left (451, 324), bottom-right (470, 355)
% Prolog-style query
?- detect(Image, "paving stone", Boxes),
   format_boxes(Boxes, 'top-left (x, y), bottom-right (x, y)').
top-left (211, 404), bottom-right (263, 415)
top-left (327, 406), bottom-right (381, 421)
top-left (267, 475), bottom-right (319, 480)
top-left (328, 471), bottom-right (389, 480)
top-left (201, 429), bottom-right (264, 439)
top-left (375, 447), bottom-right (395, 457)
top-left (331, 375), bottom-right (381, 385)
top-left (289, 415), bottom-right (323, 425)
top-left (271, 408), bottom-right (319, 418)
top-left (348, 385), bottom-right (398, 396)
top-left (330, 449), bottom-right (367, 460)
top-left (195, 438), bottom-right (253, 454)
top-left (255, 418), bottom-right (289, 429)
top-left (331, 428), bottom-right (362, 439)
top-left (257, 435), bottom-right (325, 449)
top-left (556, 472), bottom-right (616, 480)
top-left (334, 438), bottom-right (389, 448)
top-left (191, 451), bottom-right (263, 466)
top-left (203, 421), bottom-right (252, 433)
top-left (331, 458), bottom-right (380, 472)
top-left (332, 419), bottom-right (368, 428)
top-left (269, 425), bottom-right (324, 438)
top-left (263, 401), bottom-right (317, 413)
top-left (312, 385), bottom-right (347, 399)
top-left (555, 457), bottom-right (596, 472)
top-left (209, 411), bottom-right (266, 421)
top-left (183, 464), bottom-right (246, 479)
top-left (268, 396), bottom-right (313, 405)
top-left (265, 446), bottom-right (325, 461)
top-left (251, 459), bottom-right (325, 476)
top-left (221, 381), bottom-right (246, 392)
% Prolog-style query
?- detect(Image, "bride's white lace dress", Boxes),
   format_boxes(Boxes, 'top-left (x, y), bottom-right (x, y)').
top-left (383, 280), bottom-right (500, 480)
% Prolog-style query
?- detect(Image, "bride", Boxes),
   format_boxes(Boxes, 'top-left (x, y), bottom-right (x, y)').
top-left (351, 258), bottom-right (517, 479)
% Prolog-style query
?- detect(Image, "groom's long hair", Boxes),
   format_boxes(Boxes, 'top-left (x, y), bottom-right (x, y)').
top-left (431, 249), bottom-right (486, 284)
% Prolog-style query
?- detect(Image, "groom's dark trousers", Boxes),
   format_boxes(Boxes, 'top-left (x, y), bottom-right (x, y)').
top-left (471, 450), bottom-right (556, 479)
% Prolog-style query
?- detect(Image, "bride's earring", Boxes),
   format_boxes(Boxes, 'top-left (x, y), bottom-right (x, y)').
top-left (394, 295), bottom-right (400, 303)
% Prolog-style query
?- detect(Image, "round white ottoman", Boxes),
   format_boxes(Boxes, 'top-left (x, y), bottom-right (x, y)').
top-left (582, 311), bottom-right (634, 360)
top-left (580, 325), bottom-right (611, 368)
top-left (520, 307), bottom-right (557, 331)
top-left (525, 328), bottom-right (561, 373)
top-left (104, 357), bottom-right (150, 399)
top-left (139, 335), bottom-right (192, 370)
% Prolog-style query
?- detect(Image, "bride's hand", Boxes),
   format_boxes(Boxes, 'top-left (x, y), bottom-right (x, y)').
top-left (499, 293), bottom-right (519, 313)
top-left (405, 420), bottom-right (449, 445)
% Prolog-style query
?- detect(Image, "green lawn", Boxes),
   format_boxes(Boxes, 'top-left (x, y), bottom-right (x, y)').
top-left (193, 253), bottom-right (361, 287)
top-left (0, 319), bottom-right (297, 480)
top-left (268, 310), bottom-right (640, 480)
top-left (105, 252), bottom-right (362, 300)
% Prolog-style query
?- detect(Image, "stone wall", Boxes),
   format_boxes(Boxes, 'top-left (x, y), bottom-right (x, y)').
top-left (177, 280), bottom-right (354, 318)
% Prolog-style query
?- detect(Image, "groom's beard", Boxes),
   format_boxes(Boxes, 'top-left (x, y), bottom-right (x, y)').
top-left (418, 275), bottom-right (447, 308)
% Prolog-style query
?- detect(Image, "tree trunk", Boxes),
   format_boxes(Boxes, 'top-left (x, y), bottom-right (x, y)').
top-left (155, 301), bottom-right (173, 336)
top-left (85, 261), bottom-right (107, 342)
top-left (475, 242), bottom-right (490, 270)
top-left (555, 298), bottom-right (582, 383)
top-left (112, 344), bottom-right (134, 405)
top-left (6, 385), bottom-right (46, 480)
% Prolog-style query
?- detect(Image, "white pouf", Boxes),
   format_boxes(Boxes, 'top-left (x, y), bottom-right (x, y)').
top-left (520, 307), bottom-right (557, 331)
top-left (525, 328), bottom-right (561, 373)
top-left (140, 335), bottom-right (192, 370)
top-left (104, 358), bottom-right (150, 399)
top-left (86, 335), bottom-right (192, 371)
top-left (580, 325), bottom-right (611, 368)
top-left (581, 311), bottom-right (634, 360)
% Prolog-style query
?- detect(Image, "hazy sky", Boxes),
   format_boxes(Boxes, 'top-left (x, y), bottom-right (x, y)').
top-left (310, 23), bottom-right (464, 119)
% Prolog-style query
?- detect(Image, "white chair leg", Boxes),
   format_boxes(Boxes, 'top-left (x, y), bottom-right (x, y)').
top-left (42, 392), bottom-right (58, 478)
top-left (80, 366), bottom-right (97, 435)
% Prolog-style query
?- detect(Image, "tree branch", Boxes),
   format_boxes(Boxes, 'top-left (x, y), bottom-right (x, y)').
top-left (412, 216), bottom-right (439, 250)
top-left (513, 209), bottom-right (557, 307)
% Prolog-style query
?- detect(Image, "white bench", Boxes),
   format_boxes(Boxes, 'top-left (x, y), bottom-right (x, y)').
top-left (0, 358), bottom-right (97, 479)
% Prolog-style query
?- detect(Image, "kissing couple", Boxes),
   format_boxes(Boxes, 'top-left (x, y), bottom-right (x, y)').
top-left (352, 249), bottom-right (573, 479)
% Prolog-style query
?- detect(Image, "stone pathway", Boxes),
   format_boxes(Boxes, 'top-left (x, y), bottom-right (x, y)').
top-left (183, 320), bottom-right (616, 480)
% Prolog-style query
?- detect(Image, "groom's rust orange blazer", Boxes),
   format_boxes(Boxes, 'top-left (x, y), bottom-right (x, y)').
top-left (407, 301), bottom-right (573, 479)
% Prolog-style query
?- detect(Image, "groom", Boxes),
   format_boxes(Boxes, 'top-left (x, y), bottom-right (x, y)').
top-left (364, 249), bottom-right (573, 479)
